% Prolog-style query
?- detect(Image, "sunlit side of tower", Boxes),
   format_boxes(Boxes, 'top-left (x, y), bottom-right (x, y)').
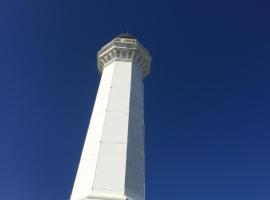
top-left (71, 34), bottom-right (151, 200)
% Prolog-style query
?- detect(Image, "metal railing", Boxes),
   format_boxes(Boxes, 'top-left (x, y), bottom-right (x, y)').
top-left (98, 37), bottom-right (149, 57)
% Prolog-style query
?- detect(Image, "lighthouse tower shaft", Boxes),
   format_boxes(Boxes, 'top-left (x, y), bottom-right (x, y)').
top-left (71, 35), bottom-right (151, 200)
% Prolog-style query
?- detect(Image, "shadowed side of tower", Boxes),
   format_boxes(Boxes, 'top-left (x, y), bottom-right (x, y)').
top-left (70, 34), bottom-right (151, 200)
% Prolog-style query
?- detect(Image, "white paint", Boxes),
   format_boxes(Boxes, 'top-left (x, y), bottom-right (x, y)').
top-left (71, 35), bottom-right (151, 200)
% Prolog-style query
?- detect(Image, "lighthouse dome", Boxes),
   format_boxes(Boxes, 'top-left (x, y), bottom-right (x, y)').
top-left (117, 33), bottom-right (136, 39)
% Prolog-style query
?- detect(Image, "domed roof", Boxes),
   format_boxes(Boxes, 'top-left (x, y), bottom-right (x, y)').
top-left (117, 33), bottom-right (136, 39)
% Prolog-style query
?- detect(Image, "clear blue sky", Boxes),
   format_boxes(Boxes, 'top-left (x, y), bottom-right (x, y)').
top-left (0, 0), bottom-right (270, 199)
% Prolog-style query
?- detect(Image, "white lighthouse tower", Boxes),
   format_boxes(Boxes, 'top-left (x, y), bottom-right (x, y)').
top-left (71, 34), bottom-right (151, 200)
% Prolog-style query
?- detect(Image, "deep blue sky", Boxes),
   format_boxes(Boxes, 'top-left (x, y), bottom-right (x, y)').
top-left (1, 0), bottom-right (270, 199)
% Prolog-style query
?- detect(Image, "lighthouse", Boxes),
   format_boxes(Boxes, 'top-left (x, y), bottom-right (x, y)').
top-left (71, 34), bottom-right (151, 200)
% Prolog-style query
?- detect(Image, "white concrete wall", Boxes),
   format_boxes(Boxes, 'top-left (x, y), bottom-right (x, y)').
top-left (125, 63), bottom-right (145, 200)
top-left (71, 60), bottom-right (145, 200)
top-left (71, 62), bottom-right (116, 200)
